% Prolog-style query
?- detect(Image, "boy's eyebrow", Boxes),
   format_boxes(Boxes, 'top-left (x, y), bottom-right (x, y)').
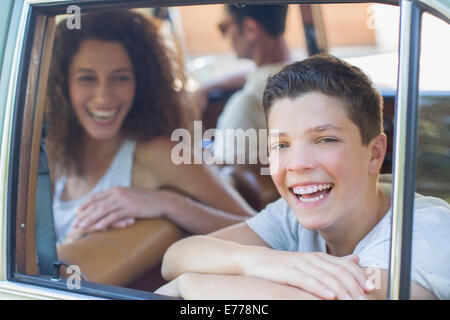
top-left (269, 131), bottom-right (286, 137)
top-left (308, 124), bottom-right (343, 133)
top-left (268, 124), bottom-right (342, 137)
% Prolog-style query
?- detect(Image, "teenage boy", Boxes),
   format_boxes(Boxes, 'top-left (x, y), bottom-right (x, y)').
top-left (156, 54), bottom-right (450, 300)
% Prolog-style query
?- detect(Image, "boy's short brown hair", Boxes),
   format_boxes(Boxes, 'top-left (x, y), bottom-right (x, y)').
top-left (262, 53), bottom-right (384, 145)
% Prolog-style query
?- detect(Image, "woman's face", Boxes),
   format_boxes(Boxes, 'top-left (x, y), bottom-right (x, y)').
top-left (267, 91), bottom-right (376, 233)
top-left (68, 40), bottom-right (136, 141)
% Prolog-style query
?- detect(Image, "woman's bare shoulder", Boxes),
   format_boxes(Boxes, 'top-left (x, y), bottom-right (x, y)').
top-left (135, 136), bottom-right (179, 168)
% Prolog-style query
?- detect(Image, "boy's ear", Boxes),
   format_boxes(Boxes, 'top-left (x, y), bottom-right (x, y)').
top-left (369, 133), bottom-right (387, 175)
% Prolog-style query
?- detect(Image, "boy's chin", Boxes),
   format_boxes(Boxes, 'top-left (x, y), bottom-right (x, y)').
top-left (293, 211), bottom-right (332, 231)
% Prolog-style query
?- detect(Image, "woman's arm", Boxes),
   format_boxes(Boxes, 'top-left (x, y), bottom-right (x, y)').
top-left (151, 190), bottom-right (252, 234)
top-left (73, 137), bottom-right (256, 235)
top-left (135, 137), bottom-right (256, 220)
top-left (139, 137), bottom-right (256, 216)
top-left (72, 187), bottom-right (250, 234)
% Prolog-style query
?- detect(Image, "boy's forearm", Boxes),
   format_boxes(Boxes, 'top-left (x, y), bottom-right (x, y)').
top-left (177, 273), bottom-right (320, 300)
top-left (161, 236), bottom-right (262, 280)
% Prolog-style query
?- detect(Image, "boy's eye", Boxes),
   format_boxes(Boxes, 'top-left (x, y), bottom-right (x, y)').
top-left (317, 137), bottom-right (339, 143)
top-left (271, 142), bottom-right (288, 150)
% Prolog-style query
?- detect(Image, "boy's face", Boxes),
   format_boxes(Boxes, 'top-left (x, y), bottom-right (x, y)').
top-left (268, 91), bottom-right (379, 232)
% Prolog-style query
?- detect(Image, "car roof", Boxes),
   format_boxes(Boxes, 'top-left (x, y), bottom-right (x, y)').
top-left (25, 0), bottom-right (449, 21)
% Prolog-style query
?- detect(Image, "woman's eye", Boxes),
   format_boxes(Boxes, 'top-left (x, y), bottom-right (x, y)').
top-left (113, 75), bottom-right (132, 82)
top-left (77, 76), bottom-right (95, 82)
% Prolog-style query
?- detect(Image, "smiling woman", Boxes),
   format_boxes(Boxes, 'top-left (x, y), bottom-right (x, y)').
top-left (45, 10), bottom-right (255, 247)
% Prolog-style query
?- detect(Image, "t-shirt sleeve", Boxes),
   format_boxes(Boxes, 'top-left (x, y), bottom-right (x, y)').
top-left (356, 197), bottom-right (450, 300)
top-left (246, 198), bottom-right (300, 251)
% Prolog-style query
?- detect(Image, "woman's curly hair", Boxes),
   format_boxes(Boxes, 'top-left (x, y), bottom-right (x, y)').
top-left (46, 10), bottom-right (187, 177)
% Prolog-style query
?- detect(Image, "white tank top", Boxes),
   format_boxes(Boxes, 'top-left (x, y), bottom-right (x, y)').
top-left (52, 139), bottom-right (137, 243)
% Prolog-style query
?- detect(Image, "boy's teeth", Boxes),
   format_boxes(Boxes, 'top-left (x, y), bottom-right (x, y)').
top-left (299, 193), bottom-right (325, 203)
top-left (293, 184), bottom-right (332, 195)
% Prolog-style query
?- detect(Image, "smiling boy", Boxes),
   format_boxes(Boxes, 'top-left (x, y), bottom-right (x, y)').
top-left (157, 54), bottom-right (450, 300)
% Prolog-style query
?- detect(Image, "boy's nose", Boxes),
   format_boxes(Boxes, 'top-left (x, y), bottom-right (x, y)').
top-left (286, 145), bottom-right (318, 173)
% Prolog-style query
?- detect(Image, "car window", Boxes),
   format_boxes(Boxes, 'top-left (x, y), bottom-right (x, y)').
top-left (416, 11), bottom-right (450, 202)
top-left (7, 1), bottom-right (401, 299)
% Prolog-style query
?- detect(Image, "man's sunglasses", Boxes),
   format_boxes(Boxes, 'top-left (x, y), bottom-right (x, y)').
top-left (217, 20), bottom-right (233, 36)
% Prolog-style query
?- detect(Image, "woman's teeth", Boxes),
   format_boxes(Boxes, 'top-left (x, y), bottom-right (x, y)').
top-left (87, 109), bottom-right (118, 122)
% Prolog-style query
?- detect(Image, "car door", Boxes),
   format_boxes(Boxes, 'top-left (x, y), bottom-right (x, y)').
top-left (0, 0), bottom-right (448, 301)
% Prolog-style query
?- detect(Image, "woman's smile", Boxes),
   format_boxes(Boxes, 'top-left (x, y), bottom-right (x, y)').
top-left (86, 108), bottom-right (120, 123)
top-left (68, 40), bottom-right (136, 141)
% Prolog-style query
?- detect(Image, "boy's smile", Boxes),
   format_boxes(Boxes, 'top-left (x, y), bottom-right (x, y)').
top-left (290, 182), bottom-right (334, 205)
top-left (268, 91), bottom-right (376, 233)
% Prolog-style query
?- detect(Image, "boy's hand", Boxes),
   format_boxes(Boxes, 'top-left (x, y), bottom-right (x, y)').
top-left (155, 279), bottom-right (182, 298)
top-left (239, 248), bottom-right (375, 300)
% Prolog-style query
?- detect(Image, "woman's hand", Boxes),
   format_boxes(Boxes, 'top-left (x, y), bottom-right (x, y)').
top-left (72, 186), bottom-right (174, 231)
top-left (240, 248), bottom-right (375, 300)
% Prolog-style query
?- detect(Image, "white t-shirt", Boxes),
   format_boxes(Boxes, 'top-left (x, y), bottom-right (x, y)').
top-left (53, 139), bottom-right (136, 244)
top-left (214, 63), bottom-right (286, 163)
top-left (246, 194), bottom-right (450, 299)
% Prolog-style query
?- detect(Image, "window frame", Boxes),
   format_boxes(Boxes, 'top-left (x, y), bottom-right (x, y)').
top-left (388, 0), bottom-right (449, 300)
top-left (2, 0), bottom-right (185, 300)
top-left (0, 0), bottom-right (448, 300)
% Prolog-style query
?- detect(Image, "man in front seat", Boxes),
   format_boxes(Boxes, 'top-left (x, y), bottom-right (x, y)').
top-left (206, 4), bottom-right (292, 210)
